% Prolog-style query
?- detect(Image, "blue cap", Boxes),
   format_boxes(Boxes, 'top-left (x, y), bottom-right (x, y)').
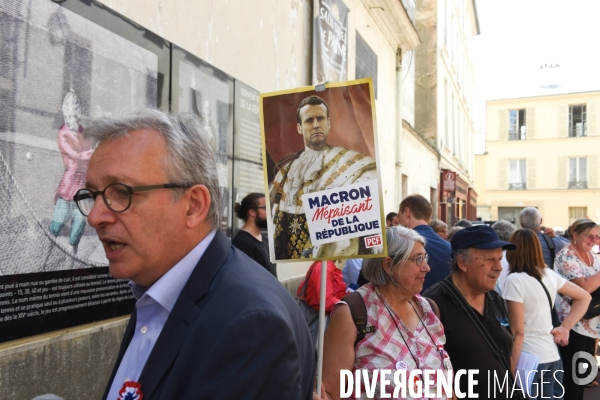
top-left (450, 225), bottom-right (516, 252)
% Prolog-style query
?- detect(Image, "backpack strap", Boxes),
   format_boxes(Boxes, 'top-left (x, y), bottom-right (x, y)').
top-left (342, 291), bottom-right (376, 346)
top-left (541, 234), bottom-right (556, 268)
top-left (298, 263), bottom-right (317, 300)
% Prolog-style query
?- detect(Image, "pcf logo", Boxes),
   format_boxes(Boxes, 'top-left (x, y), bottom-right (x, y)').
top-left (365, 235), bottom-right (382, 248)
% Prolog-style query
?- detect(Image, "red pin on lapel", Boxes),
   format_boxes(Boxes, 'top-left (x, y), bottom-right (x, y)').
top-left (118, 381), bottom-right (144, 400)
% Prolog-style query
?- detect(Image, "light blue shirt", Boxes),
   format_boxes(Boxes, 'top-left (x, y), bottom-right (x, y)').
top-left (536, 231), bottom-right (570, 267)
top-left (107, 230), bottom-right (216, 398)
top-left (342, 258), bottom-right (363, 288)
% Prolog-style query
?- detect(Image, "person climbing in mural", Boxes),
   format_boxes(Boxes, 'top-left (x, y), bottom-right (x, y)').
top-left (49, 90), bottom-right (93, 254)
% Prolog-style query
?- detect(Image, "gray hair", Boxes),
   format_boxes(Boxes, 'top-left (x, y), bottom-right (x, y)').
top-left (84, 109), bottom-right (221, 230)
top-left (519, 207), bottom-right (541, 230)
top-left (492, 220), bottom-right (516, 241)
top-left (362, 226), bottom-right (426, 285)
top-left (454, 219), bottom-right (473, 228)
top-left (429, 219), bottom-right (448, 233)
top-left (450, 248), bottom-right (473, 272)
top-left (446, 226), bottom-right (464, 242)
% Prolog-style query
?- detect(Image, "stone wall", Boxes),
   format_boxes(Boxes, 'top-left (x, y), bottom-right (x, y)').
top-left (0, 278), bottom-right (304, 399)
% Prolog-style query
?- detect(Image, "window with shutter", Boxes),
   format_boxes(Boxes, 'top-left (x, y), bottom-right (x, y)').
top-left (498, 110), bottom-right (507, 141)
top-left (558, 105), bottom-right (568, 137)
top-left (588, 103), bottom-right (597, 136)
top-left (526, 108), bottom-right (535, 139)
top-left (557, 156), bottom-right (567, 188)
top-left (569, 104), bottom-right (587, 137)
top-left (568, 157), bottom-right (587, 188)
top-left (509, 159), bottom-right (526, 189)
top-left (527, 158), bottom-right (536, 189)
top-left (589, 155), bottom-right (598, 189)
top-left (569, 207), bottom-right (588, 226)
top-left (508, 109), bottom-right (526, 140)
top-left (498, 158), bottom-right (507, 189)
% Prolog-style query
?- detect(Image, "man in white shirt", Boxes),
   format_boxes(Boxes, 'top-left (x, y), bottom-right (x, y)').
top-left (74, 110), bottom-right (315, 400)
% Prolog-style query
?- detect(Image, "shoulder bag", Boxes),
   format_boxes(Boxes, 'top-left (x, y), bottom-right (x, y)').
top-left (583, 288), bottom-right (600, 319)
top-left (578, 259), bottom-right (600, 319)
top-left (535, 277), bottom-right (561, 327)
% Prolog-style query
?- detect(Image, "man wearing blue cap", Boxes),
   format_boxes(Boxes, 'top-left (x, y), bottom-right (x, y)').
top-left (423, 225), bottom-right (519, 400)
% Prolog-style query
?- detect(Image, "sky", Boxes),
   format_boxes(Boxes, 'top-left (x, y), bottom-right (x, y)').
top-left (472, 0), bottom-right (600, 144)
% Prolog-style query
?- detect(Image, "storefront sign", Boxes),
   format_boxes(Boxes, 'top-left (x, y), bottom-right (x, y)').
top-left (442, 171), bottom-right (457, 192)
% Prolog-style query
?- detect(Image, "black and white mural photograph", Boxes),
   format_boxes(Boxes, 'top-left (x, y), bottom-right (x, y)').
top-left (0, 0), bottom-right (158, 274)
top-left (176, 56), bottom-right (234, 235)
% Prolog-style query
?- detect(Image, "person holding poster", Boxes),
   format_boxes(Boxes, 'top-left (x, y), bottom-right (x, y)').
top-left (269, 94), bottom-right (377, 260)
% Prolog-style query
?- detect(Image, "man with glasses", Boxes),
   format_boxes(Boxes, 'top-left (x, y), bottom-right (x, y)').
top-left (423, 225), bottom-right (517, 399)
top-left (75, 110), bottom-right (314, 400)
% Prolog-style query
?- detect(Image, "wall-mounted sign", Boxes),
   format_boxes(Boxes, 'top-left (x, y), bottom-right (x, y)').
top-left (313, 0), bottom-right (348, 85)
top-left (442, 171), bottom-right (457, 192)
top-left (232, 80), bottom-right (263, 235)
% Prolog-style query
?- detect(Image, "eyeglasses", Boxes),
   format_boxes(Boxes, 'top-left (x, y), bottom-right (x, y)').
top-left (73, 183), bottom-right (192, 216)
top-left (585, 234), bottom-right (600, 241)
top-left (407, 253), bottom-right (429, 266)
top-left (255, 206), bottom-right (267, 210)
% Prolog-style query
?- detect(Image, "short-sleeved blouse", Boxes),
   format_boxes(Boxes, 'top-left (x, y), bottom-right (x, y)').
top-left (337, 283), bottom-right (451, 400)
top-left (554, 246), bottom-right (600, 338)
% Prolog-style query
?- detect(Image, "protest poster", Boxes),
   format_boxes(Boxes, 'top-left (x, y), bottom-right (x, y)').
top-left (260, 78), bottom-right (386, 262)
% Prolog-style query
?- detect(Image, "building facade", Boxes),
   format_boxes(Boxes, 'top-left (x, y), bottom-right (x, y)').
top-left (412, 0), bottom-right (480, 224)
top-left (476, 91), bottom-right (600, 229)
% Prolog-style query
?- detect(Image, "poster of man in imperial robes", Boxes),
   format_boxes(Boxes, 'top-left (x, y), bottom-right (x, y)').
top-left (260, 78), bottom-right (387, 262)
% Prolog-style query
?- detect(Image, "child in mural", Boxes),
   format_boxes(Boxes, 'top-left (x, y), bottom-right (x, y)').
top-left (49, 90), bottom-right (93, 254)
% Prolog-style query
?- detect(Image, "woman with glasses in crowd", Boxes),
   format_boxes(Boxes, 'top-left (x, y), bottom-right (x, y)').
top-left (504, 229), bottom-right (590, 399)
top-left (554, 219), bottom-right (600, 400)
top-left (321, 226), bottom-right (451, 399)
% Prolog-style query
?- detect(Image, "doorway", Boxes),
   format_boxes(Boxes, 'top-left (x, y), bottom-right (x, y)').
top-left (497, 207), bottom-right (525, 228)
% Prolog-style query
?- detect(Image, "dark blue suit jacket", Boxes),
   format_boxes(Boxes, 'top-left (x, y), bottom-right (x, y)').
top-left (102, 231), bottom-right (315, 399)
top-left (414, 224), bottom-right (452, 292)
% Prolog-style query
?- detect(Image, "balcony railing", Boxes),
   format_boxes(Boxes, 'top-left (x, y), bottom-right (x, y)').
top-left (509, 131), bottom-right (525, 140)
top-left (509, 182), bottom-right (527, 190)
top-left (569, 125), bottom-right (587, 137)
top-left (568, 181), bottom-right (588, 189)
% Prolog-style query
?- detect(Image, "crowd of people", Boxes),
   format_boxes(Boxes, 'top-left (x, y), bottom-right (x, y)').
top-left (75, 107), bottom-right (599, 400)
top-left (312, 199), bottom-right (600, 400)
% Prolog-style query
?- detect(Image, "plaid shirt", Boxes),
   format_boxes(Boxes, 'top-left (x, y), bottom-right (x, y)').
top-left (349, 283), bottom-right (451, 400)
